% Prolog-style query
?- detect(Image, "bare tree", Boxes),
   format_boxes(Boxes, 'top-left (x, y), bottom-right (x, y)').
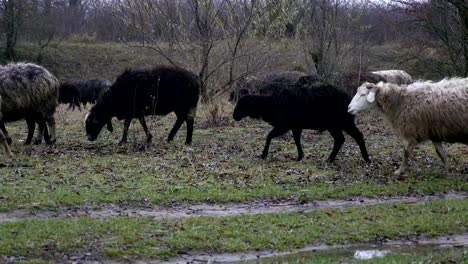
top-left (1, 0), bottom-right (28, 60)
top-left (102, 0), bottom-right (275, 101)
top-left (393, 0), bottom-right (468, 77)
top-left (297, 0), bottom-right (369, 80)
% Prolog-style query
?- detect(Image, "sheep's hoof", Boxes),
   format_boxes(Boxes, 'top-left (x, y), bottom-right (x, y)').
top-left (185, 141), bottom-right (192, 145)
top-left (46, 139), bottom-right (56, 145)
top-left (146, 135), bottom-right (153, 144)
top-left (118, 140), bottom-right (127, 146)
top-left (297, 155), bottom-right (304, 161)
top-left (33, 138), bottom-right (42, 145)
top-left (6, 138), bottom-right (12, 145)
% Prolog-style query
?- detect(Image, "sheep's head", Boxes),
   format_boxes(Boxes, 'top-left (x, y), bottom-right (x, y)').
top-left (233, 95), bottom-right (262, 121)
top-left (348, 82), bottom-right (383, 115)
top-left (85, 110), bottom-right (113, 141)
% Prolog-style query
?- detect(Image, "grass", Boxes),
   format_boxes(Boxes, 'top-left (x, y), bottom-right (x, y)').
top-left (0, 107), bottom-right (466, 211)
top-left (0, 199), bottom-right (466, 261)
top-left (0, 41), bottom-right (466, 262)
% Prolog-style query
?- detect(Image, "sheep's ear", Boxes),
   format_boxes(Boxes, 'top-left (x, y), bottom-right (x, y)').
top-left (367, 91), bottom-right (376, 103)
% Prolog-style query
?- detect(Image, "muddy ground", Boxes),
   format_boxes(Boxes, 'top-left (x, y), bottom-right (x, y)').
top-left (0, 105), bottom-right (466, 263)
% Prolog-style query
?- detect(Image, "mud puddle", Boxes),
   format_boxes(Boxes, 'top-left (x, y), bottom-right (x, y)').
top-left (157, 234), bottom-right (467, 264)
top-left (0, 191), bottom-right (465, 223)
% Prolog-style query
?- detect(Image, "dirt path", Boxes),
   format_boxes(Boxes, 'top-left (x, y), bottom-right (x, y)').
top-left (0, 191), bottom-right (465, 223)
top-left (155, 233), bottom-right (468, 264)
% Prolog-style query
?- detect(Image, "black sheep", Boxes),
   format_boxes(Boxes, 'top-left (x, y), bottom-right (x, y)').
top-left (229, 71), bottom-right (309, 102)
top-left (78, 79), bottom-right (111, 106)
top-left (85, 66), bottom-right (200, 145)
top-left (233, 84), bottom-right (371, 163)
top-left (59, 79), bottom-right (111, 110)
top-left (59, 82), bottom-right (81, 110)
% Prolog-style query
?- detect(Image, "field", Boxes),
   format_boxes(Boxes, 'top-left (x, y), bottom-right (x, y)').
top-left (0, 42), bottom-right (467, 263)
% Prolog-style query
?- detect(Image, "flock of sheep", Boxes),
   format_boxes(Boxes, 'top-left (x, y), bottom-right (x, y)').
top-left (0, 62), bottom-right (467, 177)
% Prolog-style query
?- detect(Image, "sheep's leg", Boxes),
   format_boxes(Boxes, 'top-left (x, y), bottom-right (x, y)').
top-left (395, 140), bottom-right (417, 177)
top-left (24, 118), bottom-right (35, 145)
top-left (292, 129), bottom-right (304, 161)
top-left (34, 120), bottom-right (47, 145)
top-left (138, 117), bottom-right (152, 143)
top-left (45, 116), bottom-right (56, 144)
top-left (344, 125), bottom-right (371, 164)
top-left (0, 122), bottom-right (12, 145)
top-left (327, 129), bottom-right (345, 163)
top-left (119, 119), bottom-right (132, 145)
top-left (185, 107), bottom-right (197, 145)
top-left (0, 129), bottom-right (13, 158)
top-left (433, 141), bottom-right (449, 174)
top-left (168, 118), bottom-right (185, 143)
top-left (261, 127), bottom-right (289, 159)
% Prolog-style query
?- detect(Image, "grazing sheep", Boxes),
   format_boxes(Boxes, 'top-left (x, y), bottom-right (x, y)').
top-left (59, 79), bottom-right (111, 110)
top-left (333, 72), bottom-right (387, 97)
top-left (348, 79), bottom-right (468, 176)
top-left (78, 79), bottom-right (112, 106)
top-left (229, 71), bottom-right (308, 102)
top-left (59, 81), bottom-right (81, 110)
top-left (372, 70), bottom-right (413, 85)
top-left (85, 66), bottom-right (200, 145)
top-left (233, 83), bottom-right (371, 163)
top-left (0, 63), bottom-right (59, 157)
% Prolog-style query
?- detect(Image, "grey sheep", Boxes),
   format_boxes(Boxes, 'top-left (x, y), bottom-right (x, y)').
top-left (0, 63), bottom-right (59, 157)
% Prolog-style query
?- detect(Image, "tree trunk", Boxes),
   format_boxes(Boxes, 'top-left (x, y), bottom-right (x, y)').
top-left (448, 0), bottom-right (468, 76)
top-left (4, 0), bottom-right (19, 61)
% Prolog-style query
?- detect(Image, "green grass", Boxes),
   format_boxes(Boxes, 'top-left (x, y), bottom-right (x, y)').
top-left (0, 199), bottom-right (466, 261)
top-left (0, 108), bottom-right (466, 211)
top-left (0, 42), bottom-right (466, 263)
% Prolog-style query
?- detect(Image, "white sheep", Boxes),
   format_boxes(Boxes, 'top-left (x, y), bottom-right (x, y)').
top-left (348, 78), bottom-right (468, 176)
top-left (372, 70), bottom-right (413, 85)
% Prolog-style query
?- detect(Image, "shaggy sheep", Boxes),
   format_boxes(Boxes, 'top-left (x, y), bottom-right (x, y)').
top-left (372, 70), bottom-right (413, 85)
top-left (59, 79), bottom-right (111, 110)
top-left (348, 78), bottom-right (468, 176)
top-left (85, 65), bottom-right (200, 145)
top-left (229, 71), bottom-right (308, 102)
top-left (233, 83), bottom-right (371, 163)
top-left (0, 63), bottom-right (59, 157)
